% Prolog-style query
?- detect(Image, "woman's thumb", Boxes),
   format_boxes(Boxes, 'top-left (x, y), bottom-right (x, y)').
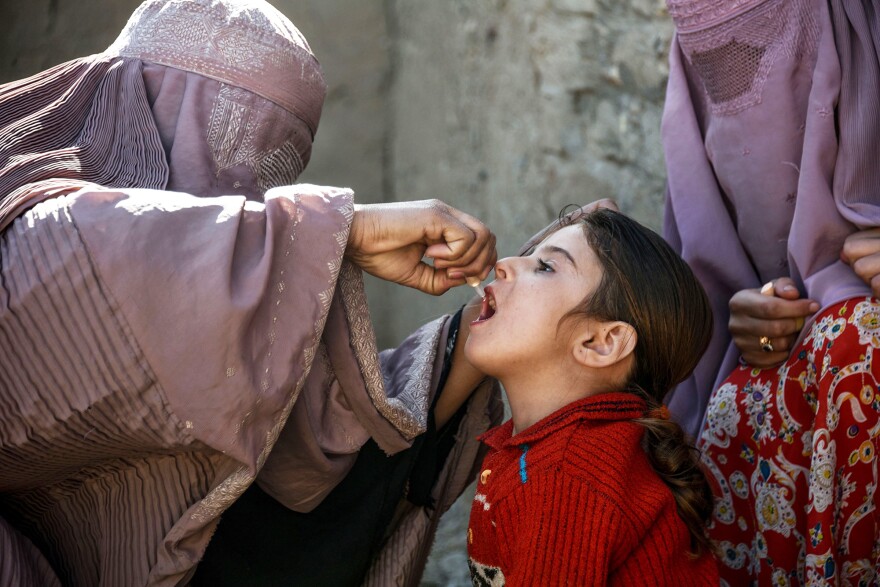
top-left (763, 277), bottom-right (801, 300)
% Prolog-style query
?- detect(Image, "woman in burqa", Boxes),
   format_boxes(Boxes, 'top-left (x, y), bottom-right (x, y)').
top-left (0, 0), bottom-right (503, 585)
top-left (661, 0), bottom-right (879, 583)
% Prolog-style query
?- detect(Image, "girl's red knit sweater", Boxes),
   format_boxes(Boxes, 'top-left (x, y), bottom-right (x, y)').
top-left (466, 392), bottom-right (719, 586)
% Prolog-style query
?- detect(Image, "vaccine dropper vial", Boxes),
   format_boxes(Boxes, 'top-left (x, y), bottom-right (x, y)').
top-left (466, 276), bottom-right (485, 298)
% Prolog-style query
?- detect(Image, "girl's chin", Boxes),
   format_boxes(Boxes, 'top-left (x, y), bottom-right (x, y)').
top-left (463, 344), bottom-right (489, 372)
top-left (463, 347), bottom-right (505, 380)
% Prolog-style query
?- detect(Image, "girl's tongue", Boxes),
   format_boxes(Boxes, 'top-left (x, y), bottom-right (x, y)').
top-left (475, 292), bottom-right (497, 322)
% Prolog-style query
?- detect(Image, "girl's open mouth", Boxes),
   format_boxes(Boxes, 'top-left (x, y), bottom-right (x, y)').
top-left (473, 288), bottom-right (497, 323)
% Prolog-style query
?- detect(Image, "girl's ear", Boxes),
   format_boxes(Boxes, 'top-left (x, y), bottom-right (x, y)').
top-left (572, 320), bottom-right (637, 369)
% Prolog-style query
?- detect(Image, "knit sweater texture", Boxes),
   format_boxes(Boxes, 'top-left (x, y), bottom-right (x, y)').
top-left (466, 392), bottom-right (719, 586)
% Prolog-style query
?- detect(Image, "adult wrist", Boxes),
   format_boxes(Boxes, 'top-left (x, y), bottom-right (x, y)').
top-left (345, 203), bottom-right (366, 258)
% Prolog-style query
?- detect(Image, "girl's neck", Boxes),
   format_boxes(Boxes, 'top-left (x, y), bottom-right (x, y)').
top-left (502, 369), bottom-right (606, 434)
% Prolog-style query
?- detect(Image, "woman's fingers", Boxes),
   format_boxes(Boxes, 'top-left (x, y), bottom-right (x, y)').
top-left (842, 228), bottom-right (880, 297)
top-left (346, 200), bottom-right (497, 295)
top-left (410, 262), bottom-right (464, 295)
top-left (428, 204), bottom-right (497, 280)
top-left (763, 277), bottom-right (801, 300)
top-left (729, 284), bottom-right (818, 369)
top-left (730, 314), bottom-right (800, 366)
top-left (424, 204), bottom-right (480, 257)
top-left (851, 254), bottom-right (880, 292)
top-left (444, 243), bottom-right (497, 282)
top-left (729, 313), bottom-right (804, 341)
top-left (732, 329), bottom-right (797, 355)
top-left (729, 288), bottom-right (819, 321)
top-left (841, 227), bottom-right (880, 264)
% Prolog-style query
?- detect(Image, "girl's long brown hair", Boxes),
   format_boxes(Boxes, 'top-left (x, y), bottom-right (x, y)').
top-left (569, 208), bottom-right (715, 555)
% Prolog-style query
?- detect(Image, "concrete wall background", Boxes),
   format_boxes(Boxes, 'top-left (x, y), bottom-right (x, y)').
top-left (0, 1), bottom-right (673, 584)
top-left (383, 0), bottom-right (673, 351)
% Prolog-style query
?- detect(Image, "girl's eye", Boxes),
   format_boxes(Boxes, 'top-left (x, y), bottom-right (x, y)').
top-left (537, 259), bottom-right (554, 273)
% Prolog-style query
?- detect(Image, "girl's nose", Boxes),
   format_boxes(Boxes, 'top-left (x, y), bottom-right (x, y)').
top-left (493, 256), bottom-right (516, 280)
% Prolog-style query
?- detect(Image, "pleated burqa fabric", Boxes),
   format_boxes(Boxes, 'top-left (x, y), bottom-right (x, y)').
top-left (0, 1), bottom-right (502, 585)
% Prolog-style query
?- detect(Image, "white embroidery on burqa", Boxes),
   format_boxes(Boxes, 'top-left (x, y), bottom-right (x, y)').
top-left (207, 83), bottom-right (303, 190)
top-left (810, 314), bottom-right (846, 353)
top-left (257, 141), bottom-right (303, 193)
top-left (750, 462), bottom-right (797, 538)
top-left (741, 378), bottom-right (774, 444)
top-left (702, 452), bottom-right (735, 525)
top-left (773, 363), bottom-right (798, 445)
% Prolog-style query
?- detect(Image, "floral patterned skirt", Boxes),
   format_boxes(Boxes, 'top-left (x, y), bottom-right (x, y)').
top-left (699, 298), bottom-right (880, 586)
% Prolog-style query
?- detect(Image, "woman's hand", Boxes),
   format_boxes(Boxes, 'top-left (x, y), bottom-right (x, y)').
top-left (841, 228), bottom-right (880, 296)
top-left (729, 277), bottom-right (819, 369)
top-left (346, 199), bottom-right (497, 295)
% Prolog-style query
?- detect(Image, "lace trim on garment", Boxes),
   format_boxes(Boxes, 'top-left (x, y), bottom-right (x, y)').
top-left (207, 84), bottom-right (304, 191)
top-left (337, 262), bottom-right (438, 440)
top-left (667, 0), bottom-right (769, 33)
top-left (257, 142), bottom-right (303, 194)
top-left (399, 316), bottom-right (443, 431)
top-left (190, 195), bottom-right (353, 523)
top-left (675, 0), bottom-right (820, 116)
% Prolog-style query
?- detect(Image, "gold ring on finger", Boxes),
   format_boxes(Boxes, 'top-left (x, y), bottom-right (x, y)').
top-left (759, 336), bottom-right (774, 353)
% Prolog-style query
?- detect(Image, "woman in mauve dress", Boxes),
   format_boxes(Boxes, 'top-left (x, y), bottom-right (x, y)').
top-left (0, 1), bottom-right (502, 585)
top-left (661, 0), bottom-right (880, 583)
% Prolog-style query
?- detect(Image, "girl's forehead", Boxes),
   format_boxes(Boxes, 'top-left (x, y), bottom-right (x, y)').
top-left (521, 222), bottom-right (588, 258)
top-left (537, 224), bottom-right (587, 251)
top-left (544, 223), bottom-right (583, 240)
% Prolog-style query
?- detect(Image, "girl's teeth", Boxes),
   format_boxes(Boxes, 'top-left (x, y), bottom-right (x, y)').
top-left (488, 298), bottom-right (496, 310)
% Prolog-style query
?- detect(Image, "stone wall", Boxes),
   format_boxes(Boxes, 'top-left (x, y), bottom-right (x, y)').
top-left (380, 0), bottom-right (673, 353)
top-left (0, 1), bottom-right (673, 584)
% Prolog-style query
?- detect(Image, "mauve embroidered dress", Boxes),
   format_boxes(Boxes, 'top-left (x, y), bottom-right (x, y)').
top-left (0, 1), bottom-right (502, 585)
top-left (661, 0), bottom-right (880, 582)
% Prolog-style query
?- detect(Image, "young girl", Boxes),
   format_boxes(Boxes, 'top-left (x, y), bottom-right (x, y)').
top-left (441, 208), bottom-right (720, 585)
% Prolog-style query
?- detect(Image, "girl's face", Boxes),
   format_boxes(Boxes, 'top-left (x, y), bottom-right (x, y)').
top-left (465, 224), bottom-right (604, 377)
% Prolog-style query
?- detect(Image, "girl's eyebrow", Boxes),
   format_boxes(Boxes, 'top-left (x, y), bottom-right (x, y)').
top-left (538, 245), bottom-right (577, 268)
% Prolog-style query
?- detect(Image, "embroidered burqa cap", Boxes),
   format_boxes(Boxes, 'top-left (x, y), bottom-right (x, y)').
top-left (0, 0), bottom-right (326, 231)
top-left (106, 0), bottom-right (325, 135)
top-left (0, 4), bottom-right (503, 586)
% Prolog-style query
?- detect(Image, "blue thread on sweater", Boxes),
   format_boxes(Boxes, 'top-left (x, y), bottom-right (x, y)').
top-left (519, 444), bottom-right (529, 484)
